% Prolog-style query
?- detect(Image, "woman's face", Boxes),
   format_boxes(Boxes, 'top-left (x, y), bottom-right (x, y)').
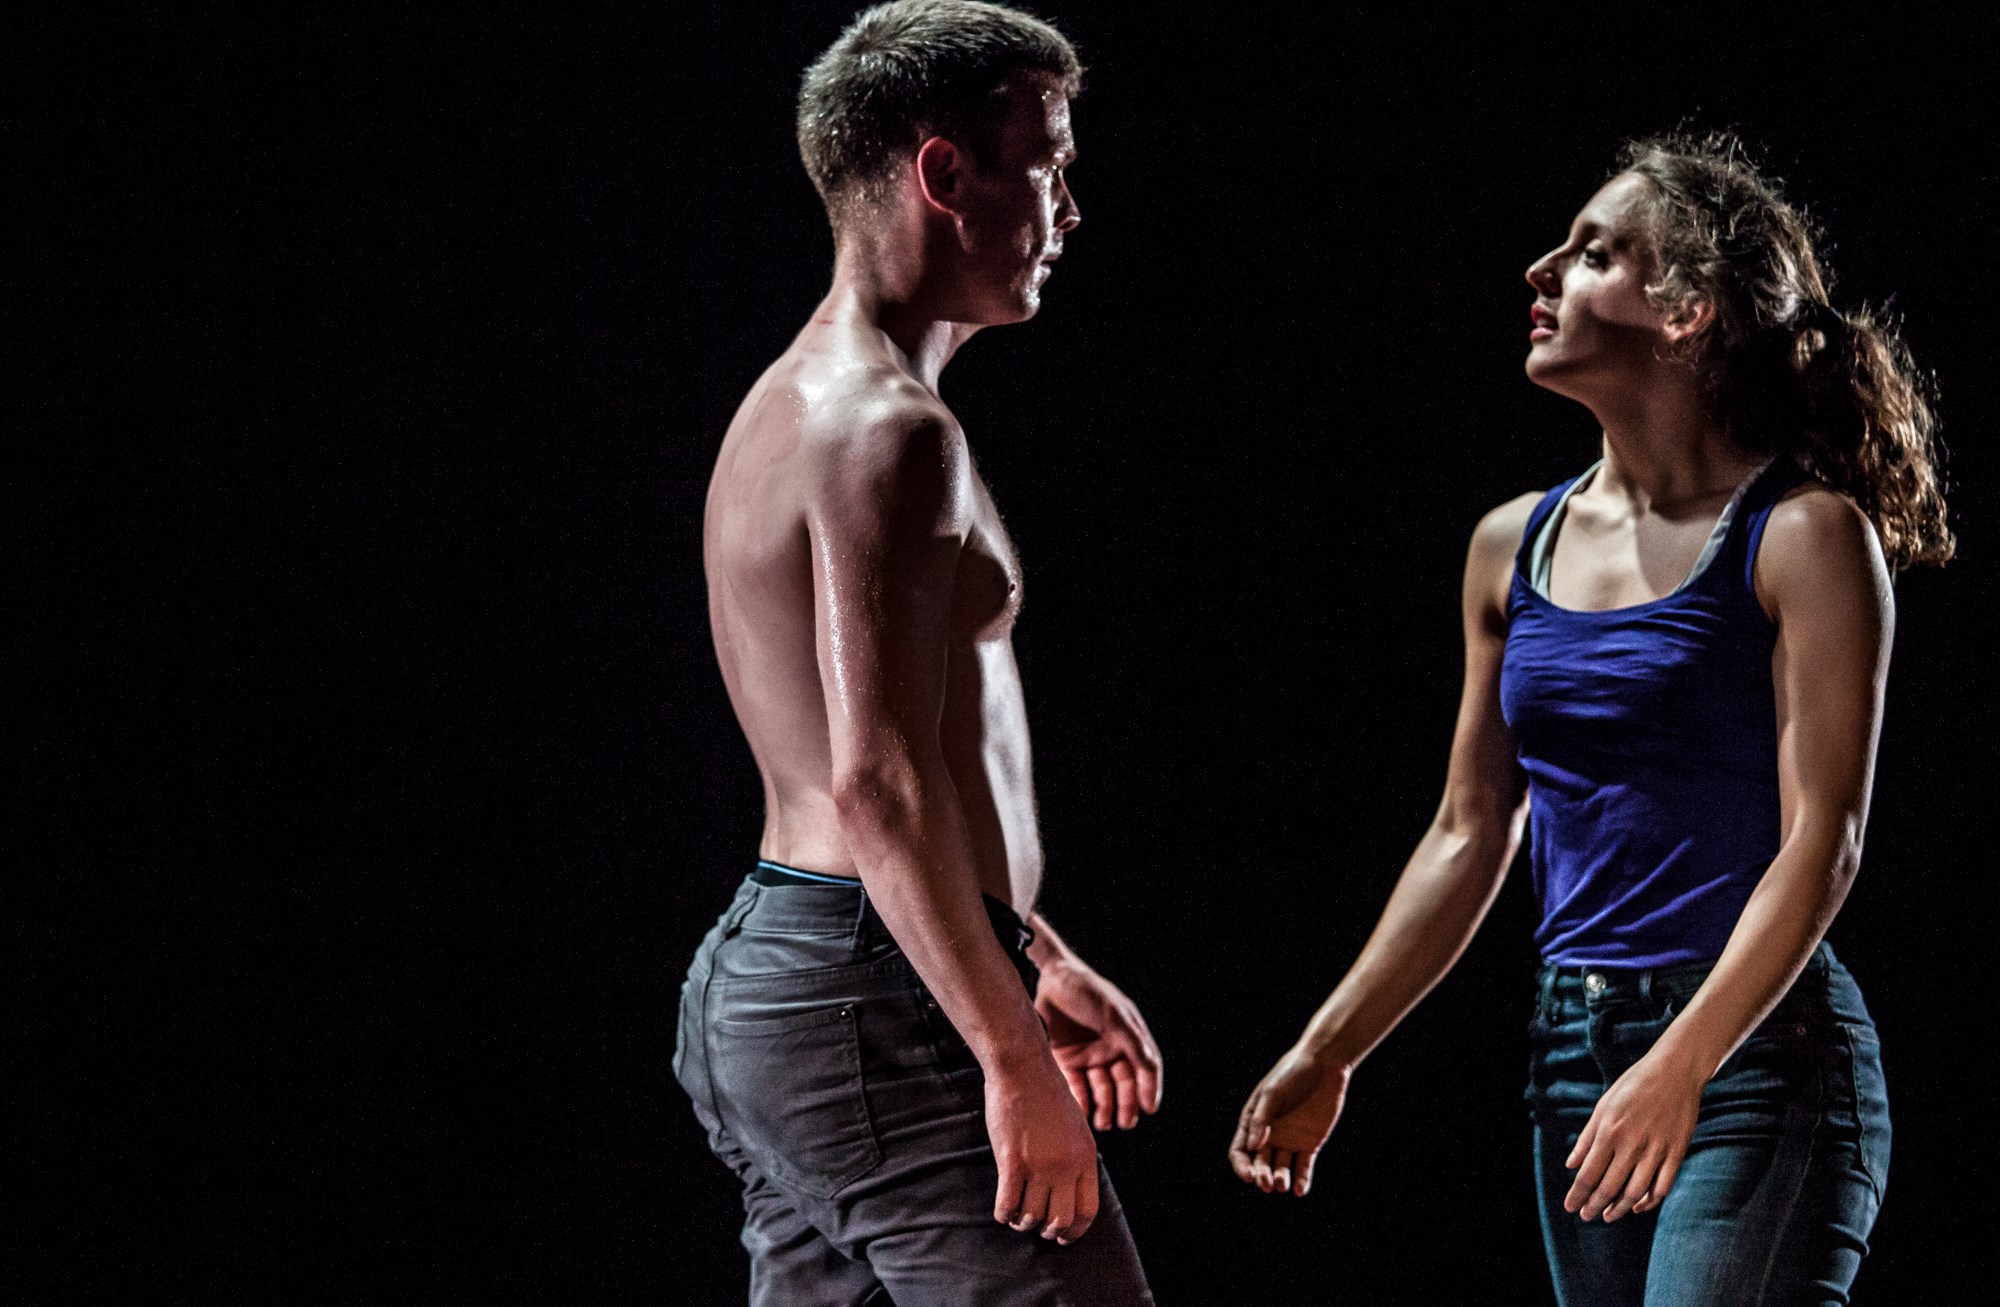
top-left (1523, 172), bottom-right (1673, 400)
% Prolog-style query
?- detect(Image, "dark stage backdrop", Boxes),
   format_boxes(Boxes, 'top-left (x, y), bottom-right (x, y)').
top-left (19, 4), bottom-right (1997, 1302)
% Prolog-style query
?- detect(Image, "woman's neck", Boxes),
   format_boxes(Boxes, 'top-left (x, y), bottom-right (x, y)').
top-left (1586, 381), bottom-right (1763, 511)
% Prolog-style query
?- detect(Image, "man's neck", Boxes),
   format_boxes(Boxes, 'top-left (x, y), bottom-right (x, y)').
top-left (821, 235), bottom-right (979, 394)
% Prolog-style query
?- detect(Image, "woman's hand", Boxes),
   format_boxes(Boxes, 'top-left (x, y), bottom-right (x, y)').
top-left (1564, 1049), bottom-right (1708, 1221)
top-left (1228, 1046), bottom-right (1351, 1197)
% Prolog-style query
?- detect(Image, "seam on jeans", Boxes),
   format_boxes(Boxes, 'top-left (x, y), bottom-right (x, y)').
top-left (919, 990), bottom-right (983, 1109)
top-left (709, 953), bottom-right (920, 991)
top-left (1747, 1033), bottom-right (1825, 1306)
top-left (713, 1004), bottom-right (858, 1035)
top-left (1844, 1026), bottom-right (1887, 1205)
top-left (1586, 1009), bottom-right (1616, 1086)
top-left (697, 887), bottom-right (761, 1127)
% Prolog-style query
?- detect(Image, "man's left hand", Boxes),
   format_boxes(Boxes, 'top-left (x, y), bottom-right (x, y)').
top-left (1034, 958), bottom-right (1163, 1131)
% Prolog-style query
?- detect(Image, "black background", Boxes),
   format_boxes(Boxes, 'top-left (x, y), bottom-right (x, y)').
top-left (18, 3), bottom-right (1997, 1302)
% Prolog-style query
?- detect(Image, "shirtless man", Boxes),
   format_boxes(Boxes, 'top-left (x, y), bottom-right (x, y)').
top-left (674, 4), bottom-right (1159, 1302)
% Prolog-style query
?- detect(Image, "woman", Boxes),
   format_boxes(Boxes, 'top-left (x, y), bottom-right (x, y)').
top-left (1227, 133), bottom-right (1950, 1305)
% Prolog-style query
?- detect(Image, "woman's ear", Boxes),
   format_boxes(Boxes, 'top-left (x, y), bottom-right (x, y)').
top-left (1661, 296), bottom-right (1715, 346)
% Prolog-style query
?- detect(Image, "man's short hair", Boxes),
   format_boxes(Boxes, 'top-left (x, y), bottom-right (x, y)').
top-left (797, 1), bottom-right (1082, 229)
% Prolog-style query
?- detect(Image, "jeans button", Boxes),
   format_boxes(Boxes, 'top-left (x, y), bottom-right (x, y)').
top-left (1583, 972), bottom-right (1607, 997)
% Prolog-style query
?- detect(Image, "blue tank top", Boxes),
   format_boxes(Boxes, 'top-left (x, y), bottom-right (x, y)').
top-left (1499, 457), bottom-right (1811, 968)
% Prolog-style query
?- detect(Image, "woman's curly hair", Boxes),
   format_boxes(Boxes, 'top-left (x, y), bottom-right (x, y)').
top-left (1619, 131), bottom-right (1953, 570)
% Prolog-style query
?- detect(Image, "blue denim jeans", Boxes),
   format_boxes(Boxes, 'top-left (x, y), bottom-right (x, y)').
top-left (1526, 943), bottom-right (1890, 1306)
top-left (673, 875), bottom-right (1154, 1306)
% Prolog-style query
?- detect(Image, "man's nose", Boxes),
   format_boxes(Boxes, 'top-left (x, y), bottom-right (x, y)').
top-left (1056, 177), bottom-right (1080, 232)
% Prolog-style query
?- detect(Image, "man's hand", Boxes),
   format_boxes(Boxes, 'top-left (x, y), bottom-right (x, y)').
top-left (1563, 1048), bottom-right (1706, 1222)
top-left (1034, 957), bottom-right (1164, 1131)
top-left (985, 1050), bottom-right (1101, 1244)
top-left (1229, 1046), bottom-right (1350, 1197)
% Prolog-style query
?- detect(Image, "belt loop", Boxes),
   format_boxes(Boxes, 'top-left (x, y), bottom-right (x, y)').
top-left (849, 885), bottom-right (874, 958)
top-left (1537, 964), bottom-right (1557, 1021)
top-left (722, 882), bottom-right (760, 938)
top-left (1639, 968), bottom-right (1655, 1010)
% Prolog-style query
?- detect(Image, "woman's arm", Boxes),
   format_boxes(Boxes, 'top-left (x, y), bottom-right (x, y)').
top-left (1228, 494), bottom-right (1536, 1197)
top-left (1560, 485), bottom-right (1894, 1224)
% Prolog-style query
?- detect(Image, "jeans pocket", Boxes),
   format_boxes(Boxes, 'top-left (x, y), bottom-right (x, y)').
top-left (1706, 1017), bottom-right (1814, 1119)
top-left (709, 1004), bottom-right (883, 1199)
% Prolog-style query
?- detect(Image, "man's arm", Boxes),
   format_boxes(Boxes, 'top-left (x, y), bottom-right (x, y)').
top-left (1229, 495), bottom-right (1535, 1196)
top-left (1560, 486), bottom-right (1893, 1223)
top-left (811, 407), bottom-right (1099, 1244)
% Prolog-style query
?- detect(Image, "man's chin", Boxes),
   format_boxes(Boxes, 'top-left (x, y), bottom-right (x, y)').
top-left (968, 298), bottom-right (1039, 328)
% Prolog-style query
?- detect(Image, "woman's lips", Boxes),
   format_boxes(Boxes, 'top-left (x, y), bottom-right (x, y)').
top-left (1529, 305), bottom-right (1558, 342)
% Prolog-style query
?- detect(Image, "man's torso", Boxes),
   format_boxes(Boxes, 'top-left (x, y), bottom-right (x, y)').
top-left (703, 323), bottom-right (1043, 911)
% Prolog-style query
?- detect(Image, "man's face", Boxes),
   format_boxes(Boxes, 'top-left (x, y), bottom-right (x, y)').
top-left (950, 71), bottom-right (1080, 325)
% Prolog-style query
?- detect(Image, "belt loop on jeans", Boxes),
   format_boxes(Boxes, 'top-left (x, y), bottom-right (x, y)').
top-left (849, 886), bottom-right (874, 957)
top-left (1638, 968), bottom-right (1655, 1010)
top-left (722, 883), bottom-right (761, 938)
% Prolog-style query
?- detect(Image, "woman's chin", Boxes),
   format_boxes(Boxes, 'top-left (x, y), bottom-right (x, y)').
top-left (1523, 353), bottom-right (1609, 404)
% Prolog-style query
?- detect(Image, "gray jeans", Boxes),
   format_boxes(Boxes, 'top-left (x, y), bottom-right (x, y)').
top-left (674, 874), bottom-right (1154, 1305)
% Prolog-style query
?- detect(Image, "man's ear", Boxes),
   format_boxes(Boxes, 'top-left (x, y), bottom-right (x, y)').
top-left (914, 135), bottom-right (965, 218)
top-left (1661, 296), bottom-right (1714, 346)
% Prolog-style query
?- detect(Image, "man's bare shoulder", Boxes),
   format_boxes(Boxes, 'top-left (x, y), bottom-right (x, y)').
top-left (783, 348), bottom-right (969, 528)
top-left (806, 369), bottom-right (959, 459)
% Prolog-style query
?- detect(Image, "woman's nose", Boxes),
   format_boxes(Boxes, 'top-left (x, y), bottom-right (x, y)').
top-left (1525, 252), bottom-right (1560, 296)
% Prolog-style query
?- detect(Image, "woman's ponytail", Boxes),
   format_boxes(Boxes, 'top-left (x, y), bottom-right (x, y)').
top-left (1621, 132), bottom-right (1953, 571)
top-left (1792, 302), bottom-right (1953, 569)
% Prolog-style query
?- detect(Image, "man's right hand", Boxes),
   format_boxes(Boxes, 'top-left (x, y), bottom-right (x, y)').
top-left (985, 1050), bottom-right (1100, 1243)
top-left (1228, 1045), bottom-right (1352, 1197)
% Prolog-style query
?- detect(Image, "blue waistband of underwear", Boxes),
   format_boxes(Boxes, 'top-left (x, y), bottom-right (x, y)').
top-left (746, 857), bottom-right (1037, 965)
top-left (752, 859), bottom-right (863, 887)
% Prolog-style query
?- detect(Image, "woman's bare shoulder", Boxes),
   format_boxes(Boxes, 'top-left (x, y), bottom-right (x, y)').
top-left (1757, 479), bottom-right (1891, 619)
top-left (1469, 491), bottom-right (1546, 566)
top-left (1463, 491), bottom-right (1547, 616)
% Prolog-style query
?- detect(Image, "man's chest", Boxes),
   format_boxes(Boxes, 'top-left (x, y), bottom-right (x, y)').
top-left (954, 478), bottom-right (1022, 639)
